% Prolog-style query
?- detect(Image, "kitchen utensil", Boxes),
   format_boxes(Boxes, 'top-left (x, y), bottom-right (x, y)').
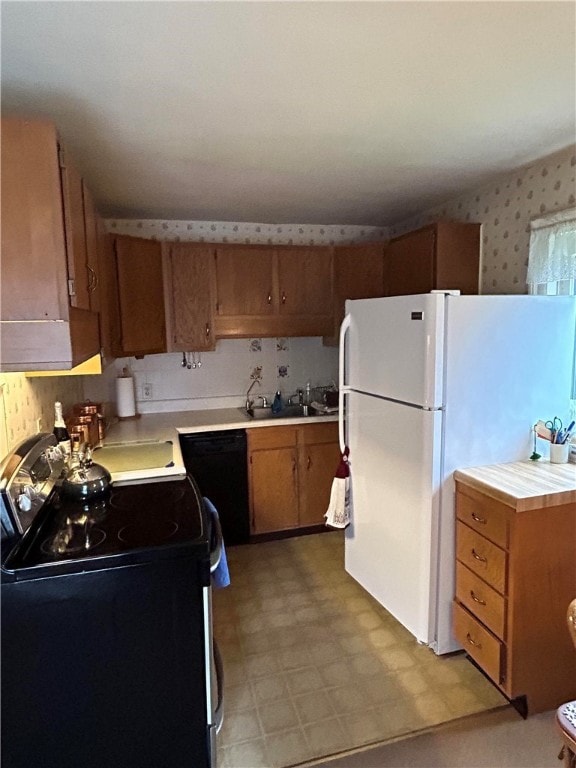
top-left (181, 352), bottom-right (187, 368)
top-left (197, 352), bottom-right (202, 368)
top-left (62, 445), bottom-right (112, 500)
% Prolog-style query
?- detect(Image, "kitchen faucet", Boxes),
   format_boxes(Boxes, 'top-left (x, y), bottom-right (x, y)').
top-left (245, 379), bottom-right (261, 410)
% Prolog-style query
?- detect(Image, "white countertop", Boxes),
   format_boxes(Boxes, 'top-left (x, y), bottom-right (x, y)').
top-left (102, 408), bottom-right (338, 483)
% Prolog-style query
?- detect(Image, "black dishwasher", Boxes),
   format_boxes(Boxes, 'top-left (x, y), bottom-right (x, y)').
top-left (180, 430), bottom-right (250, 545)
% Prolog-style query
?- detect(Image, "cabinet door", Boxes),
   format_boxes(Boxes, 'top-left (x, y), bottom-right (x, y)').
top-left (166, 243), bottom-right (216, 351)
top-left (325, 243), bottom-right (385, 345)
top-left (114, 235), bottom-right (166, 356)
top-left (298, 440), bottom-right (341, 527)
top-left (215, 246), bottom-right (275, 317)
top-left (277, 247), bottom-right (333, 316)
top-left (81, 182), bottom-right (100, 313)
top-left (249, 447), bottom-right (299, 534)
top-left (384, 227), bottom-right (435, 296)
top-left (97, 221), bottom-right (122, 360)
top-left (1, 117), bottom-right (68, 322)
top-left (59, 147), bottom-right (91, 310)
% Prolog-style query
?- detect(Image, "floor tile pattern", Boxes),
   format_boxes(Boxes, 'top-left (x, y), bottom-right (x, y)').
top-left (213, 531), bottom-right (508, 768)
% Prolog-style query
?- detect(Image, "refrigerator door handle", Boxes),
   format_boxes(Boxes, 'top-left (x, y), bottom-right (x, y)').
top-left (339, 313), bottom-right (351, 452)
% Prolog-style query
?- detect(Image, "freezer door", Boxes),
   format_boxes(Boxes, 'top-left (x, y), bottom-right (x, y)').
top-left (345, 294), bottom-right (445, 408)
top-left (344, 391), bottom-right (443, 645)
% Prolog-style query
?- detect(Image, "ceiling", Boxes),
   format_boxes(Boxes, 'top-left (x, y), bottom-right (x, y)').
top-left (2, 1), bottom-right (575, 227)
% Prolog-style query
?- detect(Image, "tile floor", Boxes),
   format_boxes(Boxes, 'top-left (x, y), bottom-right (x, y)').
top-left (213, 531), bottom-right (508, 768)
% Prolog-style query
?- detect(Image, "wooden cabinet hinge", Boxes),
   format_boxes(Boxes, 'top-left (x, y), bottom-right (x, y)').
top-left (67, 278), bottom-right (76, 297)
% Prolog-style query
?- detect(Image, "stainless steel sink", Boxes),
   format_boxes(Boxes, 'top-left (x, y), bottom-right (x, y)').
top-left (242, 404), bottom-right (312, 420)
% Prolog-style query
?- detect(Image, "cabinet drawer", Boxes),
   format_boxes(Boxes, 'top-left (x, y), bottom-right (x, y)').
top-left (456, 485), bottom-right (509, 548)
top-left (456, 521), bottom-right (507, 594)
top-left (298, 421), bottom-right (338, 446)
top-left (455, 561), bottom-right (506, 639)
top-left (248, 425), bottom-right (297, 451)
top-left (453, 601), bottom-right (503, 685)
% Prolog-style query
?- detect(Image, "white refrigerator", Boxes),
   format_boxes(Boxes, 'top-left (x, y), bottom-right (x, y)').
top-left (338, 293), bottom-right (576, 655)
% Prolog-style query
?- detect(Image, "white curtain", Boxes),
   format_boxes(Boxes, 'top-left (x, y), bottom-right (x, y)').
top-left (527, 208), bottom-right (576, 286)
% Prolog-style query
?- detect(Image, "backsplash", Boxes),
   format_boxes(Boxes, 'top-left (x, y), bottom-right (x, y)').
top-left (390, 145), bottom-right (576, 294)
top-left (0, 374), bottom-right (83, 458)
top-left (82, 338), bottom-right (339, 415)
top-left (3, 146), bottom-right (575, 454)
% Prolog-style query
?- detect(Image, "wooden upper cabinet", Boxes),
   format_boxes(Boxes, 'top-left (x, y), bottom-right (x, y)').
top-left (215, 246), bottom-right (275, 317)
top-left (324, 242), bottom-right (385, 346)
top-left (384, 221), bottom-right (480, 297)
top-left (276, 246), bottom-right (333, 317)
top-left (59, 148), bottom-right (90, 310)
top-left (114, 235), bottom-right (166, 357)
top-left (96, 220), bottom-right (122, 361)
top-left (0, 117), bottom-right (99, 371)
top-left (213, 243), bottom-right (334, 338)
top-left (81, 181), bottom-right (101, 313)
top-left (165, 242), bottom-right (216, 352)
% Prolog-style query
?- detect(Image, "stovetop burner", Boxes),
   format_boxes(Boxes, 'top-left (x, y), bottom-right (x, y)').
top-left (41, 526), bottom-right (106, 557)
top-left (5, 475), bottom-right (206, 573)
top-left (109, 483), bottom-right (186, 511)
top-left (118, 519), bottom-right (178, 546)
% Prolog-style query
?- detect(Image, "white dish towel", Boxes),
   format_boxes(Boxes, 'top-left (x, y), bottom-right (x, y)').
top-left (325, 447), bottom-right (351, 529)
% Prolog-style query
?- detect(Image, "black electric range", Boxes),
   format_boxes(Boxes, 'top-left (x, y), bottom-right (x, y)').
top-left (1, 433), bottom-right (222, 768)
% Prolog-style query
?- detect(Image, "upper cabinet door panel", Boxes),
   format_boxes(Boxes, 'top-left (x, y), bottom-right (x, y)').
top-left (1, 118), bottom-right (69, 321)
top-left (277, 247), bottom-right (332, 316)
top-left (82, 181), bottom-right (100, 313)
top-left (59, 148), bottom-right (90, 310)
top-left (168, 242), bottom-right (216, 351)
top-left (385, 227), bottom-right (435, 297)
top-left (215, 247), bottom-right (275, 316)
top-left (115, 236), bottom-right (166, 356)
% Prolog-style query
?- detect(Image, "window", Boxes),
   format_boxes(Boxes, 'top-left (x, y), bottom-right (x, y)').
top-left (527, 208), bottom-right (576, 296)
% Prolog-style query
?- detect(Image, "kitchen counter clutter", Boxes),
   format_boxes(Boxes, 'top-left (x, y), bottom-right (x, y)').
top-left (105, 407), bottom-right (338, 443)
top-left (453, 459), bottom-right (576, 716)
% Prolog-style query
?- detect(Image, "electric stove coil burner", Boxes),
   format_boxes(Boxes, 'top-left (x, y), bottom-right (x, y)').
top-left (109, 484), bottom-right (186, 511)
top-left (41, 526), bottom-right (106, 557)
top-left (118, 519), bottom-right (179, 547)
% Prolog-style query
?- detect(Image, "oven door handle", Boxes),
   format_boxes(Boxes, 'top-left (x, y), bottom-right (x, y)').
top-left (208, 505), bottom-right (223, 574)
top-left (213, 639), bottom-right (224, 733)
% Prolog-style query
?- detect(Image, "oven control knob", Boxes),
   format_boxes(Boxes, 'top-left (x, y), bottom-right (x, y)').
top-left (17, 486), bottom-right (36, 512)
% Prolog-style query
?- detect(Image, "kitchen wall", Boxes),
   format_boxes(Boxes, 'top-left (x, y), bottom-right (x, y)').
top-left (3, 147), bottom-right (575, 451)
top-left (0, 374), bottom-right (83, 458)
top-left (83, 337), bottom-right (339, 416)
top-left (390, 144), bottom-right (576, 294)
top-left (105, 220), bottom-right (388, 245)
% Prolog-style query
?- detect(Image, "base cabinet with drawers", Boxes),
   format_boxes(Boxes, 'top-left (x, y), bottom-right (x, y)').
top-left (248, 422), bottom-right (340, 535)
top-left (453, 480), bottom-right (576, 715)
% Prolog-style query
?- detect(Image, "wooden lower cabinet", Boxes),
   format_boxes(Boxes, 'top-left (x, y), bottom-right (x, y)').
top-left (248, 422), bottom-right (339, 535)
top-left (453, 481), bottom-right (576, 715)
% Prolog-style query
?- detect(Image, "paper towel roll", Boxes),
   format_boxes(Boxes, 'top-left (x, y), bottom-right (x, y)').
top-left (116, 376), bottom-right (136, 418)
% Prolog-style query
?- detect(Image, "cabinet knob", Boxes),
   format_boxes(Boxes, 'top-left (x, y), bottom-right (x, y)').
top-left (307, 456), bottom-right (312, 470)
top-left (205, 323), bottom-right (211, 338)
top-left (470, 590), bottom-right (486, 606)
top-left (267, 293), bottom-right (272, 305)
top-left (471, 511), bottom-right (487, 524)
top-left (281, 291), bottom-right (286, 305)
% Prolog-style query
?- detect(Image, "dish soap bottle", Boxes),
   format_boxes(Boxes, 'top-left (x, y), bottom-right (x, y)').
top-left (272, 390), bottom-right (283, 414)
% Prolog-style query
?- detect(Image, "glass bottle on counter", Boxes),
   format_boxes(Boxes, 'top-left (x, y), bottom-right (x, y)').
top-left (53, 401), bottom-right (71, 458)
